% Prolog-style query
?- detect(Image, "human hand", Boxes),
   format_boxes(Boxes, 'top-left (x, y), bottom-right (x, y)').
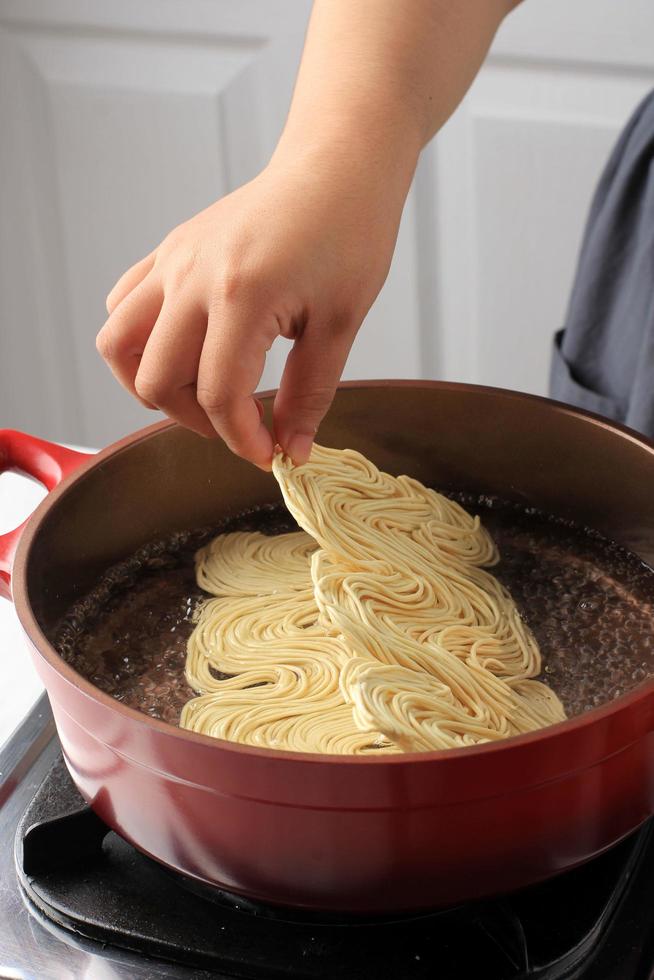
top-left (97, 145), bottom-right (410, 468)
top-left (97, 0), bottom-right (514, 468)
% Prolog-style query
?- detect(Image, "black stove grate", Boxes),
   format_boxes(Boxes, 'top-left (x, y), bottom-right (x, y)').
top-left (14, 754), bottom-right (654, 979)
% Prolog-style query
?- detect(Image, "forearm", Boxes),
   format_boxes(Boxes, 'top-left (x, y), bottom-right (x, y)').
top-left (273, 0), bottom-right (516, 199)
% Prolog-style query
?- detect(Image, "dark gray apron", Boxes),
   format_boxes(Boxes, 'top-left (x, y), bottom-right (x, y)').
top-left (549, 90), bottom-right (654, 437)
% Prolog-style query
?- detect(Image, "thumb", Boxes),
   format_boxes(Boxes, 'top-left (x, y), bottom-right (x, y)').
top-left (273, 318), bottom-right (356, 464)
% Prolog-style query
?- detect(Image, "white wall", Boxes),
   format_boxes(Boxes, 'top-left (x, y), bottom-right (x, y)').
top-left (1, 0), bottom-right (653, 447)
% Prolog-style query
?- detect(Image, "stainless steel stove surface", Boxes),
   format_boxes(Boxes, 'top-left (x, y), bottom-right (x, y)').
top-left (3, 696), bottom-right (654, 980)
top-left (0, 697), bottom-right (214, 980)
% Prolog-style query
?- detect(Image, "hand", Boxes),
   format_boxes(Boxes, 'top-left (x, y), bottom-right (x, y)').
top-left (96, 149), bottom-right (407, 468)
top-left (97, 0), bottom-right (514, 468)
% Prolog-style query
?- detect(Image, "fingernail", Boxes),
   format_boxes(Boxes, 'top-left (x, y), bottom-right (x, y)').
top-left (286, 433), bottom-right (314, 465)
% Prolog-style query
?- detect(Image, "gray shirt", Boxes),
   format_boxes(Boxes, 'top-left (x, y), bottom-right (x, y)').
top-left (549, 90), bottom-right (654, 437)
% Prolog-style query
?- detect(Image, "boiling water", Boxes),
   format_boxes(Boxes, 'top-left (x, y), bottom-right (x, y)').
top-left (54, 497), bottom-right (654, 727)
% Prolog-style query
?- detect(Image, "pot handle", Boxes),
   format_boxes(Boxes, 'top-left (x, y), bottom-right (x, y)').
top-left (0, 430), bottom-right (93, 601)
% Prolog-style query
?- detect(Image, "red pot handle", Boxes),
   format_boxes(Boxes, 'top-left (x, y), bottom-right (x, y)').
top-left (0, 430), bottom-right (93, 601)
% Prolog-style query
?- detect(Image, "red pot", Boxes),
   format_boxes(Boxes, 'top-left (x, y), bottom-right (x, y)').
top-left (3, 381), bottom-right (654, 913)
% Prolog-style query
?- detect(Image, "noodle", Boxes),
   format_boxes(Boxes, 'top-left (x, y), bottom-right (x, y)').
top-left (181, 444), bottom-right (566, 753)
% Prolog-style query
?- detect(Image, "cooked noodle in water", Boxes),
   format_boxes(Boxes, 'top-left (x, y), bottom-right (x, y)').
top-left (181, 445), bottom-right (566, 753)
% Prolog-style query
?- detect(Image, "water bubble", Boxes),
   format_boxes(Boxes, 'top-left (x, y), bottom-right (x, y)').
top-left (578, 598), bottom-right (599, 612)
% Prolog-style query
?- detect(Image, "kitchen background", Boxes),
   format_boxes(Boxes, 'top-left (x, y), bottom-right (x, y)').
top-left (2, 0), bottom-right (654, 449)
top-left (2, 5), bottom-right (654, 971)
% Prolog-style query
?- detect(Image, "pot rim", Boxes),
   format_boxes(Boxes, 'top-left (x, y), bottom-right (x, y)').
top-left (11, 378), bottom-right (654, 766)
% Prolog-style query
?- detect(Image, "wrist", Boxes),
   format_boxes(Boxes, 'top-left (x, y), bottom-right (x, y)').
top-left (270, 105), bottom-right (421, 208)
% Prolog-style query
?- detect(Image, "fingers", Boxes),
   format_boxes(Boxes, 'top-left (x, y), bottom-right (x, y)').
top-left (197, 302), bottom-right (279, 468)
top-left (96, 273), bottom-right (163, 407)
top-left (100, 270), bottom-right (278, 461)
top-left (273, 317), bottom-right (356, 464)
top-left (106, 251), bottom-right (157, 314)
top-left (134, 292), bottom-right (216, 438)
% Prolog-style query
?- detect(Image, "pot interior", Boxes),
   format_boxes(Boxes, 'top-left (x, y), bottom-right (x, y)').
top-left (23, 383), bottom-right (654, 636)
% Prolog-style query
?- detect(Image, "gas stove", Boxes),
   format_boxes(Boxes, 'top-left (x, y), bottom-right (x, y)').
top-left (1, 697), bottom-right (653, 980)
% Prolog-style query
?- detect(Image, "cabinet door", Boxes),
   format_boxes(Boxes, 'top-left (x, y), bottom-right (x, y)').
top-left (1, 0), bottom-right (653, 444)
top-left (0, 1), bottom-right (311, 443)
top-left (427, 0), bottom-right (654, 395)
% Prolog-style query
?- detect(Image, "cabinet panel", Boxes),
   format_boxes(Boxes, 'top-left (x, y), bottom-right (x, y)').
top-left (432, 62), bottom-right (654, 394)
top-left (1, 0), bottom-right (653, 444)
top-left (0, 3), bottom-right (311, 443)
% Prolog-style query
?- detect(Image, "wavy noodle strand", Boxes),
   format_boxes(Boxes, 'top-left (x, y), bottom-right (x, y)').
top-left (180, 444), bottom-right (566, 753)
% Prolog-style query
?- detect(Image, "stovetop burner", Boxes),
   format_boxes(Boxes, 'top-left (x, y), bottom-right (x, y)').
top-left (3, 697), bottom-right (654, 979)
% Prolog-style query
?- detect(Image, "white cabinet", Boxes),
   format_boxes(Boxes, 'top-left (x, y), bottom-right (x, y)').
top-left (431, 0), bottom-right (654, 394)
top-left (0, 0), bottom-right (312, 444)
top-left (1, 0), bottom-right (653, 445)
